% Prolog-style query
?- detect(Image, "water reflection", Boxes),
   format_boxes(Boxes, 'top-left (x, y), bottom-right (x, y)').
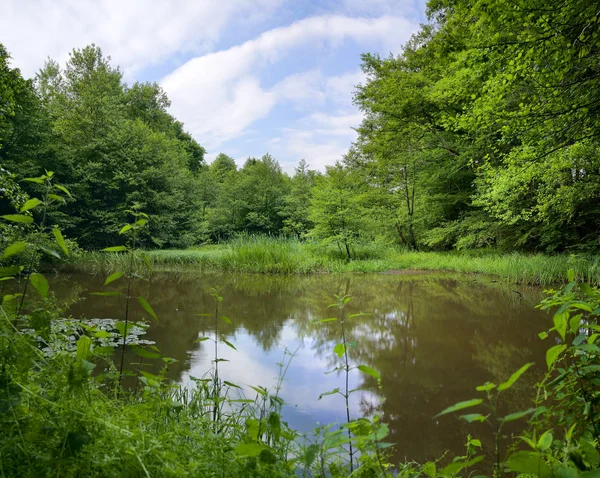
top-left (51, 271), bottom-right (549, 465)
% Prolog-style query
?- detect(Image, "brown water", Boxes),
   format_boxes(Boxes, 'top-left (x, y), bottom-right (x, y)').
top-left (50, 271), bottom-right (550, 465)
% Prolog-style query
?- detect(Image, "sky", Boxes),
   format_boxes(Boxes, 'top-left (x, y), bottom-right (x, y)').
top-left (1, 0), bottom-right (426, 172)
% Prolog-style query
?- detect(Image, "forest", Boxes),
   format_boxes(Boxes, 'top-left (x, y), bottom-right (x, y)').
top-left (1, 0), bottom-right (600, 476)
top-left (2, 0), bottom-right (599, 257)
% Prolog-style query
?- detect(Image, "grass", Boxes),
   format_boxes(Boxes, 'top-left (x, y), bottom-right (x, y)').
top-left (63, 236), bottom-right (600, 285)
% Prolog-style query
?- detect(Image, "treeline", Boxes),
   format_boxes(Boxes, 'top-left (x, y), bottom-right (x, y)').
top-left (2, 0), bottom-right (599, 254)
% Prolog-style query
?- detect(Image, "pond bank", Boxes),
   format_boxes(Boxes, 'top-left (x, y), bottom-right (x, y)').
top-left (60, 239), bottom-right (600, 286)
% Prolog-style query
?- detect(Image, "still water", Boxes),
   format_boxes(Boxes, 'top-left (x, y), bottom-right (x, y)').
top-left (51, 271), bottom-right (550, 464)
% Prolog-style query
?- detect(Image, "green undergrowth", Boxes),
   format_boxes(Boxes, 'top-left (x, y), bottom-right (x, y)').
top-left (64, 236), bottom-right (600, 285)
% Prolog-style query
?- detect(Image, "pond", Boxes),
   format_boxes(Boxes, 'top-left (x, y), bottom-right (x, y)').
top-left (50, 270), bottom-right (550, 465)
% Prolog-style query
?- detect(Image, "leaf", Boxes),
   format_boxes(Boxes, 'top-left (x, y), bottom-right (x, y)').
top-left (2, 242), bottom-right (27, 259)
top-left (104, 271), bottom-right (124, 286)
top-left (460, 413), bottom-right (487, 423)
top-left (475, 382), bottom-right (496, 391)
top-left (223, 381), bottom-right (242, 389)
top-left (435, 398), bottom-right (483, 418)
top-left (23, 177), bottom-right (44, 184)
top-left (55, 184), bottom-right (72, 198)
top-left (498, 362), bottom-right (534, 391)
top-left (357, 365), bottom-right (381, 380)
top-left (546, 344), bottom-right (566, 369)
top-left (93, 330), bottom-right (111, 339)
top-left (102, 246), bottom-right (127, 252)
top-left (314, 318), bottom-right (337, 323)
top-left (52, 228), bottom-right (69, 256)
top-left (571, 302), bottom-right (593, 313)
top-left (138, 296), bottom-right (158, 321)
top-left (537, 431), bottom-right (553, 451)
top-left (2, 214), bottom-right (33, 224)
top-left (333, 343), bottom-right (345, 358)
top-left (505, 451), bottom-right (552, 478)
top-left (0, 266), bottom-right (22, 278)
top-left (140, 252), bottom-right (153, 271)
top-left (304, 444), bottom-right (319, 467)
top-left (131, 345), bottom-right (162, 359)
top-left (223, 339), bottom-right (237, 350)
top-left (554, 312), bottom-right (568, 341)
top-left (38, 245), bottom-right (60, 259)
top-left (119, 224), bottom-right (133, 235)
top-left (235, 443), bottom-right (265, 457)
top-left (29, 273), bottom-right (49, 298)
top-left (422, 462), bottom-right (436, 478)
top-left (20, 198), bottom-right (42, 212)
top-left (319, 388), bottom-right (340, 400)
top-left (500, 408), bottom-right (538, 422)
top-left (90, 291), bottom-right (121, 296)
top-left (220, 316), bottom-right (232, 324)
top-left (195, 337), bottom-right (210, 343)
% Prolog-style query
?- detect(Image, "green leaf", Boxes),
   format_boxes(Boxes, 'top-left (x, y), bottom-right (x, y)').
top-left (0, 266), bottom-right (22, 278)
top-left (90, 291), bottom-right (121, 296)
top-left (2, 242), bottom-right (27, 259)
top-left (29, 273), bottom-right (49, 298)
top-left (319, 388), bottom-right (340, 399)
top-left (102, 246), bottom-right (127, 252)
top-left (505, 451), bottom-right (552, 478)
top-left (249, 385), bottom-right (268, 396)
top-left (500, 408), bottom-right (538, 422)
top-left (546, 344), bottom-right (566, 369)
top-left (131, 345), bottom-right (162, 359)
top-left (571, 302), bottom-right (593, 313)
top-left (138, 296), bottom-right (158, 321)
top-left (435, 398), bottom-right (484, 418)
top-left (554, 312), bottom-right (568, 341)
top-left (52, 228), bottom-right (69, 256)
top-left (314, 318), bottom-right (337, 323)
top-left (422, 462), bottom-right (436, 478)
top-left (76, 336), bottom-right (92, 361)
top-left (475, 382), bottom-right (496, 391)
top-left (38, 245), bottom-right (60, 259)
top-left (220, 316), bottom-right (232, 324)
top-left (140, 252), bottom-right (153, 271)
top-left (235, 443), bottom-right (266, 457)
top-left (104, 271), bottom-right (124, 286)
top-left (55, 184), bottom-right (72, 198)
top-left (567, 270), bottom-right (575, 282)
top-left (357, 365), bottom-right (381, 380)
top-left (537, 431), bottom-right (553, 451)
top-left (93, 330), bottom-right (111, 339)
top-left (498, 363), bottom-right (534, 391)
top-left (223, 381), bottom-right (242, 389)
top-left (119, 224), bottom-right (133, 235)
top-left (460, 413), bottom-right (487, 423)
top-left (223, 339), bottom-right (237, 350)
top-left (333, 343), bottom-right (345, 358)
top-left (2, 214), bottom-right (33, 224)
top-left (195, 337), bottom-right (210, 343)
top-left (20, 198), bottom-right (43, 212)
top-left (23, 177), bottom-right (44, 184)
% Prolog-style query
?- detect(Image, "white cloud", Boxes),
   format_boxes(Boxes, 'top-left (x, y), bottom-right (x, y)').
top-left (162, 14), bottom-right (417, 153)
top-left (0, 0), bottom-right (282, 78)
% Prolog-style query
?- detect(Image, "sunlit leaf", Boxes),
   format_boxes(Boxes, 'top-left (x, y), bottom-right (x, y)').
top-left (103, 246), bottom-right (127, 252)
top-left (500, 408), bottom-right (538, 422)
top-left (90, 291), bottom-right (121, 296)
top-left (537, 431), bottom-right (553, 451)
top-left (138, 296), bottom-right (158, 321)
top-left (475, 382), bottom-right (496, 392)
top-left (333, 343), bottom-right (345, 358)
top-left (357, 365), bottom-right (381, 380)
top-left (2, 242), bottom-right (27, 259)
top-left (2, 214), bottom-right (33, 223)
top-left (52, 228), bottom-right (69, 256)
top-left (498, 362), bottom-right (534, 391)
top-left (546, 344), bottom-right (566, 369)
top-left (0, 266), bottom-right (22, 278)
top-left (20, 198), bottom-right (42, 212)
top-left (553, 312), bottom-right (568, 341)
top-left (235, 443), bottom-right (266, 457)
top-left (104, 271), bottom-right (124, 286)
top-left (435, 398), bottom-right (483, 418)
top-left (119, 224), bottom-right (133, 235)
top-left (55, 184), bottom-right (73, 198)
top-left (29, 273), bottom-right (49, 298)
top-left (195, 337), bottom-right (210, 343)
top-left (505, 451), bottom-right (552, 477)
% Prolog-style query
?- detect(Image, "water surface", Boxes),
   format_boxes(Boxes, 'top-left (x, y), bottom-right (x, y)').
top-left (51, 271), bottom-right (550, 465)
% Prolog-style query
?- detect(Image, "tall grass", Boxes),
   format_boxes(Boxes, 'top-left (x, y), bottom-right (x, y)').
top-left (63, 236), bottom-right (600, 285)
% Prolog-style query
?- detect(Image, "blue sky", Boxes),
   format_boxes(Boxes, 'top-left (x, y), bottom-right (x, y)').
top-left (1, 0), bottom-right (426, 172)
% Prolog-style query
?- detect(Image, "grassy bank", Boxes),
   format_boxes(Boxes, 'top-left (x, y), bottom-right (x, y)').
top-left (64, 236), bottom-right (600, 285)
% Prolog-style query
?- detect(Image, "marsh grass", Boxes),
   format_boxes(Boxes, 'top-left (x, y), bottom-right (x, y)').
top-left (64, 236), bottom-right (600, 285)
